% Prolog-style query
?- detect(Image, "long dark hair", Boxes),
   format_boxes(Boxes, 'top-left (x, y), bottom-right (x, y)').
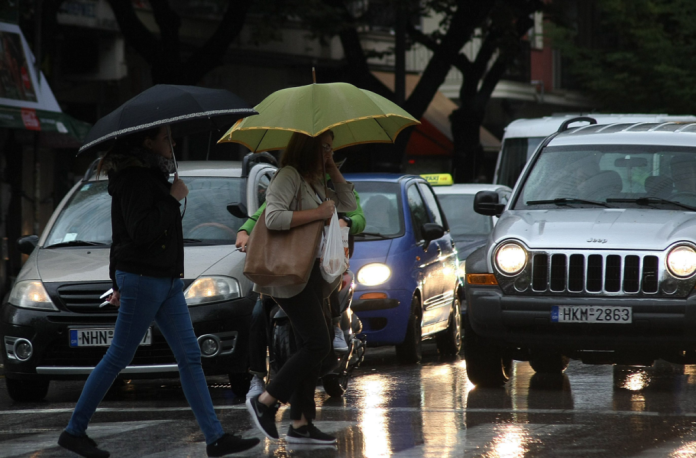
top-left (280, 130), bottom-right (334, 181)
top-left (96, 126), bottom-right (161, 177)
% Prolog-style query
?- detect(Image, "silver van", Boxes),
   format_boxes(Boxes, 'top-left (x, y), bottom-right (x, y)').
top-left (1, 155), bottom-right (276, 401)
top-left (465, 118), bottom-right (696, 386)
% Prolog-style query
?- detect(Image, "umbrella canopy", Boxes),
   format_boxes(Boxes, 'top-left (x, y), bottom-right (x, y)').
top-left (78, 85), bottom-right (257, 155)
top-left (217, 82), bottom-right (419, 152)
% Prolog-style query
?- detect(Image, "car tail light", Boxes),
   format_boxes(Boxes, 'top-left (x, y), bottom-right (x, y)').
top-left (341, 272), bottom-right (351, 290)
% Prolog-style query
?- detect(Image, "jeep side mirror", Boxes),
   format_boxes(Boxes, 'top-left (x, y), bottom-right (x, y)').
top-left (421, 223), bottom-right (445, 246)
top-left (18, 235), bottom-right (39, 255)
top-left (227, 202), bottom-right (248, 219)
top-left (474, 191), bottom-right (505, 217)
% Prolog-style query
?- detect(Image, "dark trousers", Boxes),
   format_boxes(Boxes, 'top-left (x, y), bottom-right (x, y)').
top-left (248, 295), bottom-right (275, 375)
top-left (266, 261), bottom-right (332, 421)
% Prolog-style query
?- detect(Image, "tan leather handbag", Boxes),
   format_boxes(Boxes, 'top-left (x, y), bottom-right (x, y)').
top-left (243, 181), bottom-right (324, 287)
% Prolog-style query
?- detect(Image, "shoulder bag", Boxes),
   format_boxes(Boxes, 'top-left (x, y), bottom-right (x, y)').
top-left (243, 178), bottom-right (324, 287)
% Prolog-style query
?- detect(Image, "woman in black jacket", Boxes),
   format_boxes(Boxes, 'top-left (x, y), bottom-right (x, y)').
top-left (58, 126), bottom-right (259, 458)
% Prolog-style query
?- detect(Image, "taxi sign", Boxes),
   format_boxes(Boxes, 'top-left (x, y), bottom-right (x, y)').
top-left (421, 173), bottom-right (453, 186)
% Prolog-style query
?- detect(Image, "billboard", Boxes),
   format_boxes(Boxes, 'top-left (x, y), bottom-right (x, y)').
top-left (0, 30), bottom-right (37, 102)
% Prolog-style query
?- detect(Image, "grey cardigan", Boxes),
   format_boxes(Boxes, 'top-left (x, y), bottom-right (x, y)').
top-left (253, 165), bottom-right (357, 298)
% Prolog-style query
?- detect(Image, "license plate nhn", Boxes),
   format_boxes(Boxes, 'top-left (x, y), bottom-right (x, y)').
top-left (69, 328), bottom-right (152, 347)
top-left (551, 306), bottom-right (632, 324)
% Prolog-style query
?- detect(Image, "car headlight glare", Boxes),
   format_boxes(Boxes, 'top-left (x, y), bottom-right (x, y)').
top-left (667, 246), bottom-right (696, 278)
top-left (184, 276), bottom-right (241, 306)
top-left (357, 263), bottom-right (391, 286)
top-left (8, 280), bottom-right (57, 311)
top-left (495, 242), bottom-right (527, 275)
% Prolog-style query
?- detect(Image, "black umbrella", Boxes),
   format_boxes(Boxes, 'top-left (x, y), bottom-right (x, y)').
top-left (78, 85), bottom-right (257, 155)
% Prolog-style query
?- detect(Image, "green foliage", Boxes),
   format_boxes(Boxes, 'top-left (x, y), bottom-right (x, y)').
top-left (552, 0), bottom-right (696, 113)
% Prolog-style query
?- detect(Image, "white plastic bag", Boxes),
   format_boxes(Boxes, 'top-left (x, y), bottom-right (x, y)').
top-left (320, 210), bottom-right (349, 282)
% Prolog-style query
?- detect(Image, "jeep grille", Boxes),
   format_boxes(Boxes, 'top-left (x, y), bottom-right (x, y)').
top-left (496, 249), bottom-right (694, 298)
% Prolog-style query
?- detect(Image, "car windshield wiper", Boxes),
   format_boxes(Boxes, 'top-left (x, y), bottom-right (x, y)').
top-left (45, 240), bottom-right (108, 248)
top-left (182, 238), bottom-right (203, 243)
top-left (354, 231), bottom-right (390, 239)
top-left (607, 197), bottom-right (696, 211)
top-left (526, 198), bottom-right (610, 208)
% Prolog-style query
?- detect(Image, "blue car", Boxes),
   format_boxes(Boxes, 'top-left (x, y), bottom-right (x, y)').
top-left (345, 174), bottom-right (462, 363)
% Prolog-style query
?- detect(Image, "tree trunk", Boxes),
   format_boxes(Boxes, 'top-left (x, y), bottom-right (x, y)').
top-left (451, 108), bottom-right (485, 183)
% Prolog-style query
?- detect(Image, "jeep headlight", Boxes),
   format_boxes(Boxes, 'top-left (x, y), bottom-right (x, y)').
top-left (357, 263), bottom-right (391, 286)
top-left (184, 276), bottom-right (241, 306)
top-left (667, 246), bottom-right (696, 278)
top-left (8, 280), bottom-right (58, 311)
top-left (495, 242), bottom-right (527, 275)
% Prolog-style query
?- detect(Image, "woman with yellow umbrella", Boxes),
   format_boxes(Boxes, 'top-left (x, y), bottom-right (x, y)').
top-left (220, 79), bottom-right (418, 445)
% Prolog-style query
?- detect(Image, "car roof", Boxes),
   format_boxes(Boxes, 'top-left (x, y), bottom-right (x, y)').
top-left (176, 161), bottom-right (244, 177)
top-left (344, 173), bottom-right (421, 183)
top-left (432, 183), bottom-right (511, 195)
top-left (504, 114), bottom-right (696, 139)
top-left (549, 122), bottom-right (696, 148)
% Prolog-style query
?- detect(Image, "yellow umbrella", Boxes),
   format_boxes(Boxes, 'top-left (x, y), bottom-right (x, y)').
top-left (217, 82), bottom-right (419, 152)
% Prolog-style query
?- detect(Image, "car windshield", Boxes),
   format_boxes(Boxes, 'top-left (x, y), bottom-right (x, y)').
top-left (514, 145), bottom-right (696, 210)
top-left (45, 177), bottom-right (246, 247)
top-left (437, 194), bottom-right (492, 238)
top-left (352, 181), bottom-right (404, 238)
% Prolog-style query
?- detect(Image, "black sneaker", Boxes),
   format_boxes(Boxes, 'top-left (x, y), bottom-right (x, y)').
top-left (58, 430), bottom-right (110, 458)
top-left (206, 433), bottom-right (260, 457)
top-left (245, 394), bottom-right (279, 440)
top-left (286, 423), bottom-right (337, 444)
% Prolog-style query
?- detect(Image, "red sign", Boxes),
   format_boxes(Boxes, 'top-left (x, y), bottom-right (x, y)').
top-left (21, 108), bottom-right (41, 131)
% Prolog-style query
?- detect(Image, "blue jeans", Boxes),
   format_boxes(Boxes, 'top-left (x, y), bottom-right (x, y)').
top-left (66, 271), bottom-right (225, 445)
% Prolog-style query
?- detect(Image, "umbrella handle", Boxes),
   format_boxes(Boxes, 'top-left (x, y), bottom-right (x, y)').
top-left (167, 125), bottom-right (186, 219)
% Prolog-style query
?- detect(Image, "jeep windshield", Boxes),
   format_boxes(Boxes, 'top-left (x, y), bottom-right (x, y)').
top-left (45, 177), bottom-right (247, 247)
top-left (514, 145), bottom-right (696, 210)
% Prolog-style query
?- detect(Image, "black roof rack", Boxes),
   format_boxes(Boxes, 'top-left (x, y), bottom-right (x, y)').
top-left (557, 116), bottom-right (597, 133)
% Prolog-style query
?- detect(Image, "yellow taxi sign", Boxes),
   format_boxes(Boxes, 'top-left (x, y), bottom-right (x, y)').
top-left (421, 173), bottom-right (453, 186)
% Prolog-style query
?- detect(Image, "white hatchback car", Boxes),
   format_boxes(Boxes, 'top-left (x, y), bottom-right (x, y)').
top-left (1, 155), bottom-right (276, 401)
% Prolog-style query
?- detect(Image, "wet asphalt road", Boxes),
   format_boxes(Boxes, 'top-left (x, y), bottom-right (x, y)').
top-left (2, 343), bottom-right (696, 457)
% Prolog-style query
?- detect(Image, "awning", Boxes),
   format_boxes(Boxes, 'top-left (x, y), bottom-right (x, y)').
top-left (372, 71), bottom-right (501, 155)
top-left (0, 21), bottom-right (90, 146)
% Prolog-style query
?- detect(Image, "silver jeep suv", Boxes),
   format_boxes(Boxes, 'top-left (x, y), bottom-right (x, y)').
top-left (465, 117), bottom-right (696, 386)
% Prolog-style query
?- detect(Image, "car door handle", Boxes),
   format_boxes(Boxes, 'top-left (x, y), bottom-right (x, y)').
top-left (437, 245), bottom-right (442, 255)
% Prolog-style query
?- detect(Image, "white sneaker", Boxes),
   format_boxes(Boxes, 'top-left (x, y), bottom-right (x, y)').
top-left (333, 325), bottom-right (349, 353)
top-left (246, 375), bottom-right (265, 400)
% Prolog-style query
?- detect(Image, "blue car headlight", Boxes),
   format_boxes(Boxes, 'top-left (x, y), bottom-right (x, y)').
top-left (357, 263), bottom-right (391, 286)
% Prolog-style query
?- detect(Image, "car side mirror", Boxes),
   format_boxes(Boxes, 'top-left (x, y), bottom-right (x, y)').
top-left (227, 202), bottom-right (248, 219)
top-left (474, 191), bottom-right (505, 217)
top-left (421, 223), bottom-right (445, 247)
top-left (18, 235), bottom-right (39, 255)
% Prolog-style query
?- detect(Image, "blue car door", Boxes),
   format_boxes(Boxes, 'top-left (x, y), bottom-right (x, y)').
top-left (417, 181), bottom-right (457, 329)
top-left (405, 183), bottom-right (441, 330)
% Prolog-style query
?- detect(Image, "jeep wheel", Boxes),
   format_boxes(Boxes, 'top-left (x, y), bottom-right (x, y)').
top-left (463, 316), bottom-right (511, 387)
top-left (5, 377), bottom-right (50, 402)
top-left (395, 296), bottom-right (422, 364)
top-left (529, 353), bottom-right (570, 374)
top-left (436, 296), bottom-right (462, 356)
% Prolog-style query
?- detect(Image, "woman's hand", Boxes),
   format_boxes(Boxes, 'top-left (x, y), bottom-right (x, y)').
top-left (109, 290), bottom-right (121, 308)
top-left (170, 173), bottom-right (189, 201)
top-left (315, 200), bottom-right (336, 220)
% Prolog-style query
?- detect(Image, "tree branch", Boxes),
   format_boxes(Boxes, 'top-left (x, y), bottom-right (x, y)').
top-left (182, 0), bottom-right (253, 84)
top-left (106, 0), bottom-right (159, 63)
top-left (149, 0), bottom-right (181, 57)
top-left (405, 0), bottom-right (495, 120)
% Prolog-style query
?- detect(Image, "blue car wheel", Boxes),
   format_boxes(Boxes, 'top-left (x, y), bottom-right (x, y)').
top-left (395, 295), bottom-right (422, 364)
